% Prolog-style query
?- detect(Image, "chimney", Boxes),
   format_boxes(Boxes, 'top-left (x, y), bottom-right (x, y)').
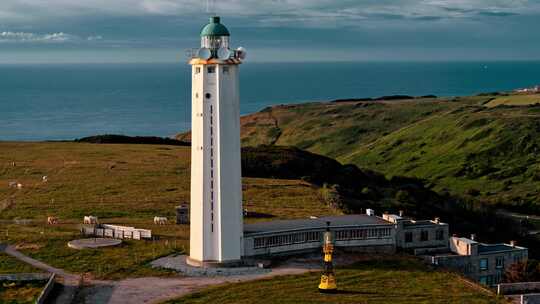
top-left (470, 234), bottom-right (476, 241)
top-left (434, 217), bottom-right (440, 224)
top-left (399, 210), bottom-right (404, 217)
top-left (510, 240), bottom-right (517, 247)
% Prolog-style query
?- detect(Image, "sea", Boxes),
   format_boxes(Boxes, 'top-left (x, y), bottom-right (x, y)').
top-left (1, 61), bottom-right (539, 141)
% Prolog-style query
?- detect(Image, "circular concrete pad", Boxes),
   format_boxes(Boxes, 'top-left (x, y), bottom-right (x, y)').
top-left (68, 238), bottom-right (122, 249)
top-left (151, 255), bottom-right (270, 277)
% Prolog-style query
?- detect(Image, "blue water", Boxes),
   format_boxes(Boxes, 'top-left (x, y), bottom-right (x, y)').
top-left (1, 61), bottom-right (539, 141)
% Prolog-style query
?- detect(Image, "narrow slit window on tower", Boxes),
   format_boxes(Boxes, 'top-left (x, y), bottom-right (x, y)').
top-left (195, 67), bottom-right (201, 74)
top-left (207, 66), bottom-right (216, 74)
top-left (223, 66), bottom-right (230, 74)
top-left (206, 93), bottom-right (212, 99)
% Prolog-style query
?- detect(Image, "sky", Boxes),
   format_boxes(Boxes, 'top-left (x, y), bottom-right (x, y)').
top-left (0, 0), bottom-right (539, 63)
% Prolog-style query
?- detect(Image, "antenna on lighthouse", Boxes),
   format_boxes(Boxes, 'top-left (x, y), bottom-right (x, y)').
top-left (206, 0), bottom-right (216, 16)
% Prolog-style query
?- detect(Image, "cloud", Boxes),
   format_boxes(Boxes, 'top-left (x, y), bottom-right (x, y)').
top-left (0, 31), bottom-right (102, 43)
top-left (87, 35), bottom-right (103, 41)
top-left (0, 0), bottom-right (537, 26)
top-left (477, 11), bottom-right (520, 17)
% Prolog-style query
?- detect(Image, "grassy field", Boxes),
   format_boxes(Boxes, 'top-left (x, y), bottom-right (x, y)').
top-left (0, 280), bottom-right (46, 304)
top-left (166, 257), bottom-right (504, 304)
top-left (485, 94), bottom-right (540, 107)
top-left (233, 94), bottom-right (540, 212)
top-left (0, 253), bottom-right (42, 274)
top-left (0, 142), bottom-right (336, 279)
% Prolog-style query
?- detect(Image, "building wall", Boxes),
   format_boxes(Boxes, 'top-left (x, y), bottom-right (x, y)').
top-left (433, 248), bottom-right (528, 285)
top-left (395, 222), bottom-right (449, 250)
top-left (243, 225), bottom-right (395, 257)
top-left (190, 63), bottom-right (243, 263)
top-left (449, 237), bottom-right (478, 256)
top-left (215, 64), bottom-right (243, 262)
top-left (189, 63), bottom-right (209, 262)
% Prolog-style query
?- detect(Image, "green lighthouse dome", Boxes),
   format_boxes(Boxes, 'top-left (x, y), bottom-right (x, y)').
top-left (200, 16), bottom-right (230, 37)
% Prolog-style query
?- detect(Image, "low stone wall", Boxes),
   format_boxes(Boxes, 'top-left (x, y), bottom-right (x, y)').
top-left (0, 273), bottom-right (51, 281)
top-left (521, 294), bottom-right (540, 304)
top-left (498, 282), bottom-right (540, 295)
top-left (36, 273), bottom-right (56, 304)
top-left (0, 273), bottom-right (55, 304)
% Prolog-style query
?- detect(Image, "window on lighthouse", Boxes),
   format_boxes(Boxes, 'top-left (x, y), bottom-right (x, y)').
top-left (207, 66), bottom-right (216, 74)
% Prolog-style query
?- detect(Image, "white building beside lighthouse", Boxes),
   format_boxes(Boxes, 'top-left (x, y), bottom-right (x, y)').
top-left (188, 16), bottom-right (244, 266)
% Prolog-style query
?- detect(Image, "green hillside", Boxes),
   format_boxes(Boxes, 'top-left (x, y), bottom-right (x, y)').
top-left (346, 104), bottom-right (540, 211)
top-left (236, 94), bottom-right (540, 212)
top-left (485, 94), bottom-right (540, 107)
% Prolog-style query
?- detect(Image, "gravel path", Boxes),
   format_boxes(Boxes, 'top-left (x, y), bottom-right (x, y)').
top-left (2, 243), bottom-right (318, 304)
top-left (78, 266), bottom-right (314, 304)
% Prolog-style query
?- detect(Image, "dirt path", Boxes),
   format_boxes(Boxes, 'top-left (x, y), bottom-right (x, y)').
top-left (78, 265), bottom-right (313, 304)
top-left (1, 243), bottom-right (319, 304)
top-left (77, 254), bottom-right (366, 304)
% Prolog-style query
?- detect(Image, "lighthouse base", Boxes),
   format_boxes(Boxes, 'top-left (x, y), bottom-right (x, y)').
top-left (186, 256), bottom-right (244, 268)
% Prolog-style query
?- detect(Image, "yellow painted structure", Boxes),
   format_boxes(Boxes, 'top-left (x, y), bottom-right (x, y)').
top-left (319, 222), bottom-right (337, 293)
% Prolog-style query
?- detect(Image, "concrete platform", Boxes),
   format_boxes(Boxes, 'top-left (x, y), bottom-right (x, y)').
top-left (67, 238), bottom-right (122, 250)
top-left (185, 256), bottom-right (244, 268)
top-left (151, 255), bottom-right (271, 277)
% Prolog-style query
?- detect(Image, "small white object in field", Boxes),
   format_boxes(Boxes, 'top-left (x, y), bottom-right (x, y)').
top-left (154, 216), bottom-right (168, 225)
top-left (83, 216), bottom-right (98, 224)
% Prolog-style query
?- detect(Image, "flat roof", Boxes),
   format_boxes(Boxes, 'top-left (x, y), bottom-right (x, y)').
top-left (244, 214), bottom-right (391, 235)
top-left (478, 244), bottom-right (526, 254)
top-left (403, 220), bottom-right (445, 228)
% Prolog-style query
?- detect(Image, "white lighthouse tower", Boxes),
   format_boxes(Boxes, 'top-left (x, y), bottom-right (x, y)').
top-left (188, 16), bottom-right (245, 267)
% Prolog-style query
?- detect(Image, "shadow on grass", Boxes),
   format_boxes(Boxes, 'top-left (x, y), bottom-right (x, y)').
top-left (332, 290), bottom-right (367, 295)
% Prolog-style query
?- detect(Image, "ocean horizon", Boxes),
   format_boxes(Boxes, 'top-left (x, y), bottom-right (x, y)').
top-left (2, 60), bottom-right (540, 141)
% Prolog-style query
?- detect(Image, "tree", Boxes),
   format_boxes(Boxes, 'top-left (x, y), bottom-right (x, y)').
top-left (503, 260), bottom-right (540, 283)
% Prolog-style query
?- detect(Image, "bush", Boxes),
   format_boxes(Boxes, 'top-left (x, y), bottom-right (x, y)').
top-left (504, 260), bottom-right (540, 283)
top-left (465, 188), bottom-right (481, 197)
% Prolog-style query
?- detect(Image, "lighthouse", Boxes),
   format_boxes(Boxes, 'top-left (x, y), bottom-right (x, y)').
top-left (188, 16), bottom-right (245, 266)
